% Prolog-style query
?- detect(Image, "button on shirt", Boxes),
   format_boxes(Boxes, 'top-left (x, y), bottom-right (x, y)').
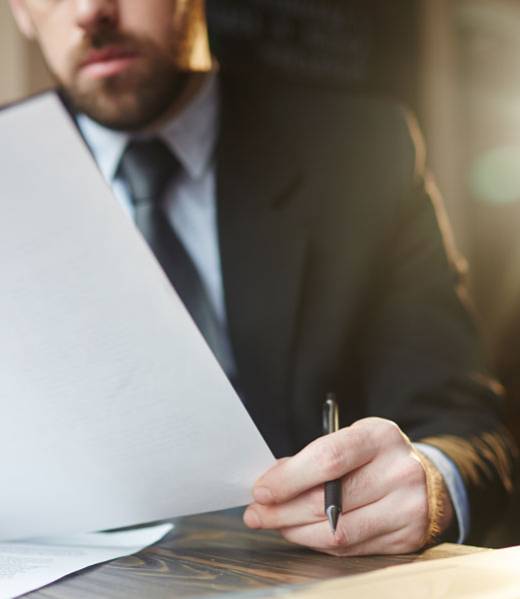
top-left (77, 72), bottom-right (469, 543)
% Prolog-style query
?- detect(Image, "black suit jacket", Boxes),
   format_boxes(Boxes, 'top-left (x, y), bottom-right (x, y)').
top-left (214, 72), bottom-right (516, 543)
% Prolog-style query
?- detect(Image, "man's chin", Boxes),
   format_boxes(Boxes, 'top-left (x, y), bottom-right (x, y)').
top-left (63, 73), bottom-right (186, 132)
top-left (70, 91), bottom-right (154, 131)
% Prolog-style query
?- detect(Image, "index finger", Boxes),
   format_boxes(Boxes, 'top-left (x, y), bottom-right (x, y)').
top-left (253, 424), bottom-right (379, 505)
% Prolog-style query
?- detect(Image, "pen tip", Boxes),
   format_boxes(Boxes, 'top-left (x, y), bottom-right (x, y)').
top-left (326, 505), bottom-right (340, 534)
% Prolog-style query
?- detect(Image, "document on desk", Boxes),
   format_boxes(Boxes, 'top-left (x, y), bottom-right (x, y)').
top-left (0, 93), bottom-right (275, 541)
top-left (0, 523), bottom-right (172, 599)
top-left (281, 546), bottom-right (520, 599)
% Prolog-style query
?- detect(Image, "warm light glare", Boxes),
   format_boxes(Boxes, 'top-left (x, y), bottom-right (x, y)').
top-left (470, 145), bottom-right (520, 204)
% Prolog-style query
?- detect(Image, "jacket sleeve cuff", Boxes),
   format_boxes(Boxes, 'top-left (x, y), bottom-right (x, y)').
top-left (414, 442), bottom-right (470, 544)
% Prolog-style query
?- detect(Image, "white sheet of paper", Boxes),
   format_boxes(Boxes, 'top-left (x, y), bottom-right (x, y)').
top-left (0, 523), bottom-right (173, 599)
top-left (282, 546), bottom-right (520, 599)
top-left (0, 93), bottom-right (275, 540)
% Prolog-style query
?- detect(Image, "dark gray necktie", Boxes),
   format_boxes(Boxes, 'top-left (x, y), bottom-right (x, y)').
top-left (117, 138), bottom-right (233, 375)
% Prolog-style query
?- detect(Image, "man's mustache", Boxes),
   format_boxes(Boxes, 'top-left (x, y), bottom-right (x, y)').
top-left (71, 28), bottom-right (143, 71)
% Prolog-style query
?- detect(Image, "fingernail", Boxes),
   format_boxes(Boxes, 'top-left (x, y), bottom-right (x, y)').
top-left (243, 507), bottom-right (261, 529)
top-left (253, 486), bottom-right (273, 504)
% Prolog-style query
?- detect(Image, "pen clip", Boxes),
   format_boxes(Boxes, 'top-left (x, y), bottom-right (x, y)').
top-left (322, 392), bottom-right (338, 435)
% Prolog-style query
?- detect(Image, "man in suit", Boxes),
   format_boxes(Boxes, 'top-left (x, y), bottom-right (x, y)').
top-left (9, 0), bottom-right (517, 554)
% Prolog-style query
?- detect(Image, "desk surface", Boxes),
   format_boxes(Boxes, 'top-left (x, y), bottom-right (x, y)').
top-left (30, 510), bottom-right (486, 599)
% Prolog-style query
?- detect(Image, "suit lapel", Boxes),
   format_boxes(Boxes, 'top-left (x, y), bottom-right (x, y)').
top-left (216, 74), bottom-right (311, 438)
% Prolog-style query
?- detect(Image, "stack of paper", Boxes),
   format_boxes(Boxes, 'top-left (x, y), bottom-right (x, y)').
top-left (0, 524), bottom-right (172, 599)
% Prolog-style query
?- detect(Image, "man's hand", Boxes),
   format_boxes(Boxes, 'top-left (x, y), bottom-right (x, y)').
top-left (243, 418), bottom-right (454, 556)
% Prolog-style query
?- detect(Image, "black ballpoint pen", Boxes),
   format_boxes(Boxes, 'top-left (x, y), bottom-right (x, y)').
top-left (323, 394), bottom-right (342, 534)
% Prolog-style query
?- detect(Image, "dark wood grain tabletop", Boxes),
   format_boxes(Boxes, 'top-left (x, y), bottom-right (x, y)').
top-left (27, 509), bottom-right (486, 599)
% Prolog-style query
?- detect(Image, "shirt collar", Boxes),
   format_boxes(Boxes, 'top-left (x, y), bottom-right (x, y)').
top-left (77, 70), bottom-right (219, 182)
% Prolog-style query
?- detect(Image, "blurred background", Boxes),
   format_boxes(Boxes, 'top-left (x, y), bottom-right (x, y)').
top-left (3, 0), bottom-right (520, 544)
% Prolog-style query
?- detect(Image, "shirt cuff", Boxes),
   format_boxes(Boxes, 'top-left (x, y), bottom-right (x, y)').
top-left (414, 442), bottom-right (470, 544)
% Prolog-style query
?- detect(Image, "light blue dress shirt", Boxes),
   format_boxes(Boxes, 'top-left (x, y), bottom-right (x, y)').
top-left (77, 72), bottom-right (469, 543)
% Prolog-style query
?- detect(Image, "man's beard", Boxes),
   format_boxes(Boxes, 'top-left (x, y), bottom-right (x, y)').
top-left (58, 29), bottom-right (189, 131)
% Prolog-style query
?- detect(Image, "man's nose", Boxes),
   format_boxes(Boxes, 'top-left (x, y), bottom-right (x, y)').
top-left (74, 0), bottom-right (118, 33)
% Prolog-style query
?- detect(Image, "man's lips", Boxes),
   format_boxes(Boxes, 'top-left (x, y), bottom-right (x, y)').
top-left (78, 47), bottom-right (140, 79)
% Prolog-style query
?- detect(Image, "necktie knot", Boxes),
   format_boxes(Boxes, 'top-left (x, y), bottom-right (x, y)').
top-left (117, 138), bottom-right (182, 206)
